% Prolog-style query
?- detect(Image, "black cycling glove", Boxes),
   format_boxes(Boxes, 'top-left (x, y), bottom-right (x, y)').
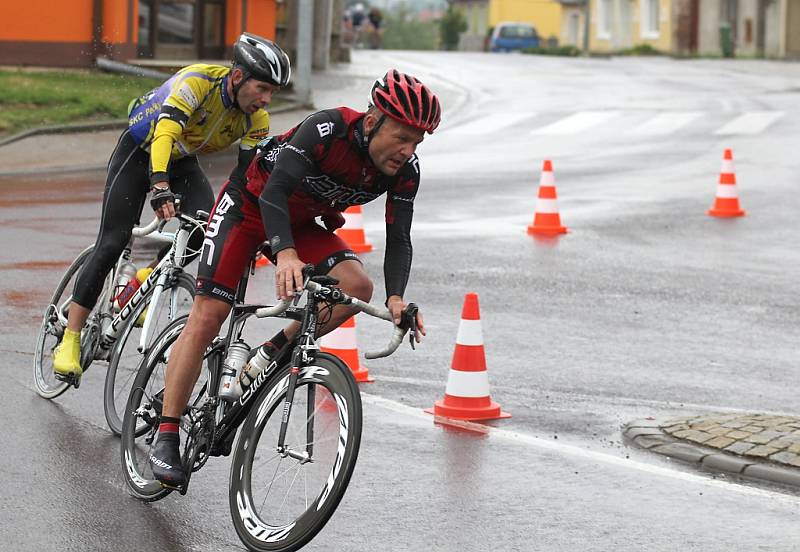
top-left (150, 186), bottom-right (175, 212)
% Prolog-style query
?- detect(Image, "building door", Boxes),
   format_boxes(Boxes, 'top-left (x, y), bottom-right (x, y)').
top-left (156, 0), bottom-right (197, 59)
top-left (721, 0), bottom-right (738, 48)
top-left (567, 11), bottom-right (580, 46)
top-left (199, 0), bottom-right (225, 59)
top-left (147, 0), bottom-right (224, 60)
top-left (616, 0), bottom-right (633, 49)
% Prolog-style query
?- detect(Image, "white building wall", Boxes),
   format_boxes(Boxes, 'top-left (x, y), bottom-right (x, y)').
top-left (736, 0), bottom-right (759, 55)
top-left (765, 0), bottom-right (782, 56)
top-left (697, 0), bottom-right (722, 54)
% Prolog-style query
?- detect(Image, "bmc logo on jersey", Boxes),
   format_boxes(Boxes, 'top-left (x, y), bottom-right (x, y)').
top-left (304, 174), bottom-right (380, 205)
top-left (317, 122), bottom-right (334, 138)
top-left (201, 192), bottom-right (235, 265)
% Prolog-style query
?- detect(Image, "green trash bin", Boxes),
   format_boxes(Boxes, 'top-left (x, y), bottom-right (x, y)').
top-left (719, 22), bottom-right (734, 58)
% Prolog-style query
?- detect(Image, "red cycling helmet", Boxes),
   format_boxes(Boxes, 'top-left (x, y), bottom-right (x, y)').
top-left (370, 69), bottom-right (441, 134)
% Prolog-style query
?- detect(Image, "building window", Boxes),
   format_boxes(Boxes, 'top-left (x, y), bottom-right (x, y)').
top-left (641, 0), bottom-right (660, 39)
top-left (598, 0), bottom-right (613, 39)
top-left (158, 0), bottom-right (196, 45)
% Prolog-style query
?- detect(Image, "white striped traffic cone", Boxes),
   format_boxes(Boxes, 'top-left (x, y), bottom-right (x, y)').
top-left (527, 160), bottom-right (568, 236)
top-left (425, 293), bottom-right (510, 421)
top-left (320, 316), bottom-right (374, 383)
top-left (335, 206), bottom-right (373, 253)
top-left (707, 149), bottom-right (746, 217)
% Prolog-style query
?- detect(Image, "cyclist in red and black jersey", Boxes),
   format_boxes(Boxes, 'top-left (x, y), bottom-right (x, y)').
top-left (149, 70), bottom-right (441, 487)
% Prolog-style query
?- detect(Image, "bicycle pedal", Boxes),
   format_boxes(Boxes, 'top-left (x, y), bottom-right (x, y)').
top-left (54, 372), bottom-right (81, 389)
top-left (159, 480), bottom-right (189, 495)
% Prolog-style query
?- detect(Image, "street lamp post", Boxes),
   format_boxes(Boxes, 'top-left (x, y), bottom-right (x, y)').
top-left (295, 0), bottom-right (314, 107)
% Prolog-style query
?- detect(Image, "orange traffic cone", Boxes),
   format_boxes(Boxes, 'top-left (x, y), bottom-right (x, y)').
top-left (255, 252), bottom-right (270, 267)
top-left (425, 293), bottom-right (510, 421)
top-left (335, 206), bottom-right (373, 253)
top-left (320, 316), bottom-right (374, 383)
top-left (527, 160), bottom-right (568, 236)
top-left (708, 149), bottom-right (746, 218)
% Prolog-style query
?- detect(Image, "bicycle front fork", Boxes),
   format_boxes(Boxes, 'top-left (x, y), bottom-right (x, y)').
top-left (276, 340), bottom-right (317, 463)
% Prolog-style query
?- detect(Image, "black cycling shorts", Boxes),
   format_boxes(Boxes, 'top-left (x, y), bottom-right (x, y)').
top-left (195, 181), bottom-right (360, 304)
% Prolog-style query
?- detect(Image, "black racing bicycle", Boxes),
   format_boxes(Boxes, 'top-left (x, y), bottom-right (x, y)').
top-left (120, 256), bottom-right (418, 552)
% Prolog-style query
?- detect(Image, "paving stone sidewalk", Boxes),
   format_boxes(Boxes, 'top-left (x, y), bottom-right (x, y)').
top-left (624, 413), bottom-right (800, 488)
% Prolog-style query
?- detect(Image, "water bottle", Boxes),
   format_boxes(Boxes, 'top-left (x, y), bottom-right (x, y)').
top-left (235, 344), bottom-right (274, 397)
top-left (113, 262), bottom-right (138, 311)
top-left (219, 341), bottom-right (250, 400)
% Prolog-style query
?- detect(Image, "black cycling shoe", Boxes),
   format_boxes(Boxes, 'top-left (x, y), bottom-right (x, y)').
top-left (149, 433), bottom-right (186, 488)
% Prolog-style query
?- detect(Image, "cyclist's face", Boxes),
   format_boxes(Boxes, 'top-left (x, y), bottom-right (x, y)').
top-left (366, 115), bottom-right (425, 176)
top-left (233, 72), bottom-right (278, 113)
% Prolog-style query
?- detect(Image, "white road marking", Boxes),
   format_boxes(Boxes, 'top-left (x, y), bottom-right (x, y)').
top-left (445, 112), bottom-right (537, 136)
top-left (634, 112), bottom-right (703, 135)
top-left (375, 374), bottom-right (800, 418)
top-left (362, 392), bottom-right (800, 503)
top-left (714, 112), bottom-right (784, 135)
top-left (532, 111), bottom-right (619, 135)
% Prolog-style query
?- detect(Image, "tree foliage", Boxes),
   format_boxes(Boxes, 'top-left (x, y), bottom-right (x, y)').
top-left (438, 3), bottom-right (467, 51)
top-left (382, 6), bottom-right (438, 50)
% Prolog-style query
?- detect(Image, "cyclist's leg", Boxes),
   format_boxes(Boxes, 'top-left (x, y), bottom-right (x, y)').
top-left (281, 222), bottom-right (371, 339)
top-left (55, 131), bottom-right (148, 375)
top-left (317, 258), bottom-right (372, 336)
top-left (71, 130), bottom-right (149, 324)
top-left (152, 182), bottom-right (264, 485)
top-left (162, 182), bottom-right (262, 418)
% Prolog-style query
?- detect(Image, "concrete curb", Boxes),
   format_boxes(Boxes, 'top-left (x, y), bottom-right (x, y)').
top-left (623, 418), bottom-right (800, 489)
top-left (0, 100), bottom-right (304, 149)
top-left (0, 120), bottom-right (128, 148)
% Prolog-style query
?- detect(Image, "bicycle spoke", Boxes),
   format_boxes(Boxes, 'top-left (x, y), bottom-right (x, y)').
top-left (261, 456), bottom-right (285, 512)
top-left (275, 464), bottom-right (303, 521)
top-left (265, 459), bottom-right (306, 489)
top-left (251, 450), bottom-right (282, 473)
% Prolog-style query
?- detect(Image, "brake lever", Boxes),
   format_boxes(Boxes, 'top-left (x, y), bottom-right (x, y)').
top-left (296, 263), bottom-right (316, 306)
top-left (400, 303), bottom-right (419, 350)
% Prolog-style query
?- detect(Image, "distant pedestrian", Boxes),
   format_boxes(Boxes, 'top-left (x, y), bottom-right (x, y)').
top-left (351, 3), bottom-right (367, 47)
top-left (368, 7), bottom-right (383, 49)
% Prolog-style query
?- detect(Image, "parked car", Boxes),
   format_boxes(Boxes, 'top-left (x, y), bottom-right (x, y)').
top-left (489, 22), bottom-right (540, 52)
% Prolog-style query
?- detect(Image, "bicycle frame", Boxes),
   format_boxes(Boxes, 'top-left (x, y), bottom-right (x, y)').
top-left (91, 228), bottom-right (185, 357)
top-left (181, 258), bottom-right (318, 463)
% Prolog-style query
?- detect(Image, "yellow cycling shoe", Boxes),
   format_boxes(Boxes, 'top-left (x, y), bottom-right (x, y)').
top-left (53, 328), bottom-right (82, 378)
top-left (135, 305), bottom-right (149, 328)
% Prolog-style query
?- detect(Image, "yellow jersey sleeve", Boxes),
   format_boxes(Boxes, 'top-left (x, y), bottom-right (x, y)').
top-left (148, 71), bottom-right (214, 183)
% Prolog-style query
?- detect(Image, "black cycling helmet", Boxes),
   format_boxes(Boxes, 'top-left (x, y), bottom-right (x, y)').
top-left (232, 32), bottom-right (291, 87)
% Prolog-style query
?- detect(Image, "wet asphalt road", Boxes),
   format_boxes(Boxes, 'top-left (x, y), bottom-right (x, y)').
top-left (2, 51), bottom-right (800, 550)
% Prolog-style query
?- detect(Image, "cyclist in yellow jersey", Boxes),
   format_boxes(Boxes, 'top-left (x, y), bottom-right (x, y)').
top-left (53, 33), bottom-right (291, 383)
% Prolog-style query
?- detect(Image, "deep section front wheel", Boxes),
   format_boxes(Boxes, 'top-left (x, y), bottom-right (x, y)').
top-left (228, 352), bottom-right (362, 552)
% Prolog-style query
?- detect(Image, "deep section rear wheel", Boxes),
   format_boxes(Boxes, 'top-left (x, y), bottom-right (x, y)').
top-left (229, 352), bottom-right (362, 552)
